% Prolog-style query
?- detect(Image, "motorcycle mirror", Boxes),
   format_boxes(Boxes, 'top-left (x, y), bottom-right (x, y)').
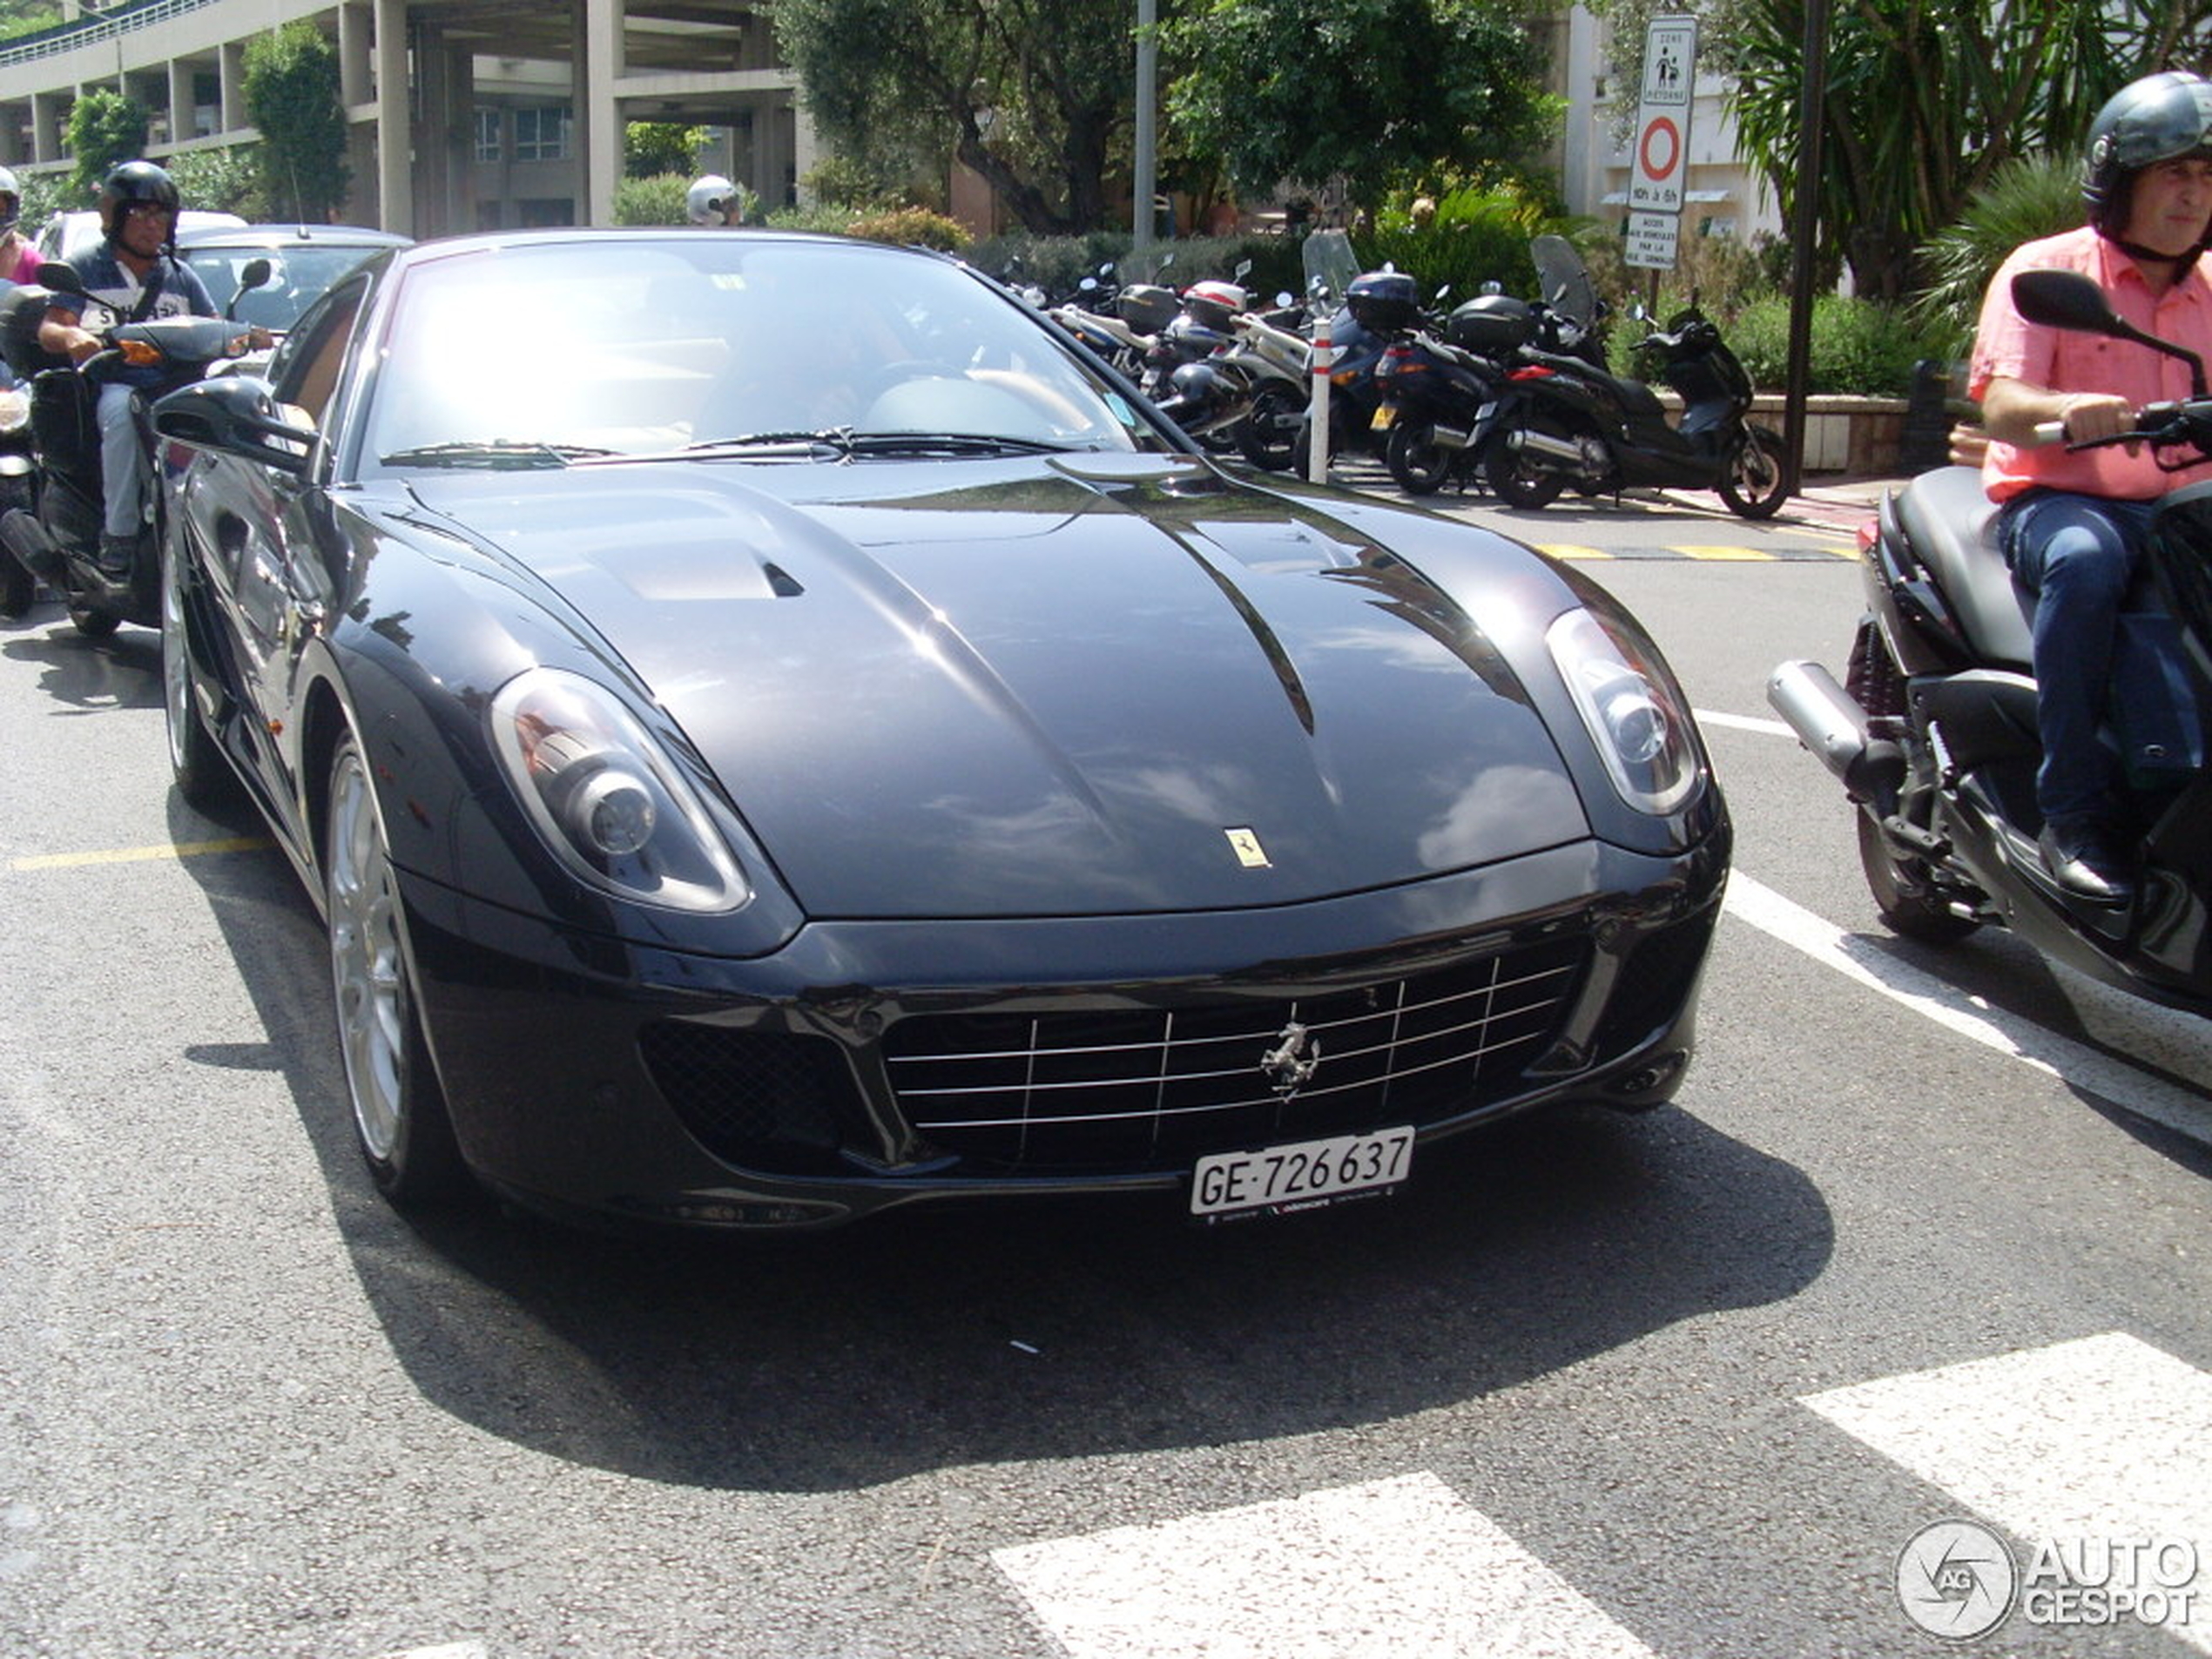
top-left (35, 260), bottom-right (80, 296)
top-left (2013, 269), bottom-right (2209, 397)
top-left (238, 257), bottom-right (273, 293)
top-left (1233, 259), bottom-right (1252, 281)
top-left (1079, 275), bottom-right (1098, 292)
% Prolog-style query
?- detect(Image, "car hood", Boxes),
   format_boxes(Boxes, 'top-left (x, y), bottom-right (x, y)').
top-left (404, 455), bottom-right (1588, 919)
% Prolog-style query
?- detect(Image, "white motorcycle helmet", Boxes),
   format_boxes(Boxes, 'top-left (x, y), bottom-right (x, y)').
top-left (686, 174), bottom-right (740, 226)
top-left (0, 165), bottom-right (18, 234)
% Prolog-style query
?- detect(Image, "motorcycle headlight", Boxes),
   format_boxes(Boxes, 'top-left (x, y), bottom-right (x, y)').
top-left (489, 667), bottom-right (751, 913)
top-left (0, 388), bottom-right (29, 435)
top-left (1545, 605), bottom-right (1703, 816)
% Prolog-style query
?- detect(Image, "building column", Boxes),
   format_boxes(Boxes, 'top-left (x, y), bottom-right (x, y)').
top-left (219, 42), bottom-right (246, 135)
top-left (374, 0), bottom-right (411, 235)
top-left (339, 2), bottom-right (374, 109)
top-left (167, 60), bottom-right (196, 145)
top-left (578, 0), bottom-right (622, 226)
top-left (31, 91), bottom-right (64, 164)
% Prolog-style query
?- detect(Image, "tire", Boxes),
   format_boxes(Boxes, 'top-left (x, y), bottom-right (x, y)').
top-left (1856, 806), bottom-right (1980, 944)
top-left (1483, 428), bottom-right (1566, 509)
top-left (1385, 421), bottom-right (1454, 495)
top-left (67, 598), bottom-right (120, 638)
top-left (326, 732), bottom-right (470, 1208)
top-left (1718, 422), bottom-right (1790, 518)
top-left (1235, 380), bottom-right (1305, 472)
top-left (0, 544), bottom-right (30, 620)
top-left (160, 537), bottom-right (237, 813)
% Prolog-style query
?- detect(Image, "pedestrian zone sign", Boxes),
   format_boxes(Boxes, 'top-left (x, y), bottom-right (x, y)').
top-left (1629, 17), bottom-right (1698, 218)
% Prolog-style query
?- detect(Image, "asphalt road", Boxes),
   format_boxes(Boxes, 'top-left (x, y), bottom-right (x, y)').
top-left (3, 475), bottom-right (2209, 1659)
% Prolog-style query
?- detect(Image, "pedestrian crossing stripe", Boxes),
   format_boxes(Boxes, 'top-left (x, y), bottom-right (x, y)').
top-left (1536, 543), bottom-right (1614, 561)
top-left (995, 1332), bottom-right (2211, 1657)
top-left (1536, 543), bottom-right (1856, 563)
top-left (994, 1471), bottom-right (1658, 1659)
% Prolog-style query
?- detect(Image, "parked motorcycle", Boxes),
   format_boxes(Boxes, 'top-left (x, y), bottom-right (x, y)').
top-left (1483, 233), bottom-right (1788, 518)
top-left (0, 259), bottom-right (266, 637)
top-left (1768, 266), bottom-right (2212, 1017)
top-left (1372, 293), bottom-right (1529, 494)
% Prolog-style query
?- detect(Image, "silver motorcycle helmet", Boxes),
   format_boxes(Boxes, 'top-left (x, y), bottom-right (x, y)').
top-left (0, 165), bottom-right (17, 234)
top-left (686, 174), bottom-right (739, 226)
top-left (2083, 71), bottom-right (2212, 244)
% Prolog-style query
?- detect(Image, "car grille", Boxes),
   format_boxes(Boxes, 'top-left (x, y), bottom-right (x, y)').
top-left (884, 938), bottom-right (1587, 1174)
top-left (640, 1024), bottom-right (859, 1175)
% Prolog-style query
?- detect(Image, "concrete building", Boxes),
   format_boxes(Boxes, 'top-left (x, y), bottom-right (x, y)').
top-left (0, 0), bottom-right (814, 235)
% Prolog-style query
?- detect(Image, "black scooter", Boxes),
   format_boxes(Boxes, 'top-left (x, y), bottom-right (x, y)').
top-left (1483, 234), bottom-right (1788, 519)
top-left (0, 259), bottom-right (266, 637)
top-left (1768, 266), bottom-right (2212, 1018)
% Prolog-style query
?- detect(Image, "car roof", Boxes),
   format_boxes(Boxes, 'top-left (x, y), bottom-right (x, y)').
top-left (37, 207), bottom-right (248, 260)
top-left (175, 223), bottom-right (413, 251)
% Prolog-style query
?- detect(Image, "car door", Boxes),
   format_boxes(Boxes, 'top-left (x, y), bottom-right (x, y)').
top-left (171, 273), bottom-right (371, 848)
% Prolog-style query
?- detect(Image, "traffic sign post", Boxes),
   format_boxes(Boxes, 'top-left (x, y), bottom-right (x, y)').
top-left (1626, 16), bottom-right (1697, 272)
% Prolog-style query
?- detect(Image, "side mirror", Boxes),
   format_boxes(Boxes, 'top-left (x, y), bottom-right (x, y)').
top-left (153, 377), bottom-right (314, 476)
top-left (238, 257), bottom-right (273, 293)
top-left (2014, 269), bottom-right (2208, 395)
top-left (35, 260), bottom-right (80, 296)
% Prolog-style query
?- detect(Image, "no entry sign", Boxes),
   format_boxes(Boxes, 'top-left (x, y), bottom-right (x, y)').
top-left (1629, 17), bottom-right (1698, 218)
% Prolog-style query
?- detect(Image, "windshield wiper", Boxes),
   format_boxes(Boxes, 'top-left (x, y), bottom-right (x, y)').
top-left (842, 432), bottom-right (1080, 456)
top-left (681, 429), bottom-right (857, 458)
top-left (379, 440), bottom-right (617, 469)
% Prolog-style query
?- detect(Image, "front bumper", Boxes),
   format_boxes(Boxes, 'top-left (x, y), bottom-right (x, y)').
top-left (397, 828), bottom-right (1729, 1230)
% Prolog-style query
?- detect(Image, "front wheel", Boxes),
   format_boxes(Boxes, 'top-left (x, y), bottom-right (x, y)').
top-left (1235, 380), bottom-right (1305, 472)
top-left (1483, 428), bottom-right (1566, 509)
top-left (1718, 423), bottom-right (1790, 518)
top-left (1385, 420), bottom-right (1454, 495)
top-left (326, 732), bottom-right (470, 1208)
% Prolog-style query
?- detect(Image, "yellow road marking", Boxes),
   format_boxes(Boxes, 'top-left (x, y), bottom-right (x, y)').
top-left (1536, 543), bottom-right (1613, 561)
top-left (9, 836), bottom-right (274, 871)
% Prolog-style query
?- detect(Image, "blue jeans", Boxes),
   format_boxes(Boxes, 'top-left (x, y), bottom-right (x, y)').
top-left (96, 381), bottom-right (146, 541)
top-left (1996, 490), bottom-right (2155, 826)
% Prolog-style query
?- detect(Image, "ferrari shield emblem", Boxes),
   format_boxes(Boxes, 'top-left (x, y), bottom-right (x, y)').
top-left (1224, 826), bottom-right (1271, 868)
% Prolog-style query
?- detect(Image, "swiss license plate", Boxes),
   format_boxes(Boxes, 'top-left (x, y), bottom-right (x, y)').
top-left (1370, 404), bottom-right (1399, 431)
top-left (1190, 1126), bottom-right (1414, 1221)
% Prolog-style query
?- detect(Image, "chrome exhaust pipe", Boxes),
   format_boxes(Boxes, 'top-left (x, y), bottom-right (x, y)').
top-left (1430, 425), bottom-right (1473, 450)
top-left (1767, 658), bottom-right (1906, 806)
top-left (1511, 428), bottom-right (1588, 465)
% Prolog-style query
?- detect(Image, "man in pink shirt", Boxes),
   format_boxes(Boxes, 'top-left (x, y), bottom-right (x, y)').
top-left (1972, 70), bottom-right (2212, 900)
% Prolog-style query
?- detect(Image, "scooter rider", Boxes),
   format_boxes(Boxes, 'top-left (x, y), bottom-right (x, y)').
top-left (35, 159), bottom-right (216, 579)
top-left (1973, 70), bottom-right (2212, 901)
top-left (686, 174), bottom-right (743, 226)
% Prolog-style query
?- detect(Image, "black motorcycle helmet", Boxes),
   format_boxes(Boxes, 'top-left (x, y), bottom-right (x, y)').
top-left (98, 159), bottom-right (181, 245)
top-left (2082, 71), bottom-right (2212, 252)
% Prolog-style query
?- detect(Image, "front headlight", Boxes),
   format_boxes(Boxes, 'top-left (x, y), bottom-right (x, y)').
top-left (1545, 605), bottom-right (1703, 816)
top-left (489, 667), bottom-right (752, 913)
top-left (0, 388), bottom-right (29, 435)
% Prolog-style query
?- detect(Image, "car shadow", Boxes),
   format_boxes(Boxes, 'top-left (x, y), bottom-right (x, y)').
top-left (1, 610), bottom-right (161, 712)
top-left (177, 803), bottom-right (1837, 1497)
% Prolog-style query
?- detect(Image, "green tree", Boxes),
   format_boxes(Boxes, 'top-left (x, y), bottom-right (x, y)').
top-left (66, 91), bottom-right (149, 204)
top-left (1910, 153), bottom-right (2085, 354)
top-left (624, 121), bottom-right (706, 179)
top-left (243, 21), bottom-right (350, 222)
top-left (1166, 0), bottom-right (1560, 213)
top-left (773, 0), bottom-right (1133, 234)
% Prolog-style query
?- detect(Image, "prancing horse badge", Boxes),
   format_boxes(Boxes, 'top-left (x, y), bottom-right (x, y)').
top-left (1224, 826), bottom-right (1271, 868)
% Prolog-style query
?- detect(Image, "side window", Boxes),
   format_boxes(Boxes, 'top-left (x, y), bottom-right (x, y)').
top-left (273, 276), bottom-right (369, 425)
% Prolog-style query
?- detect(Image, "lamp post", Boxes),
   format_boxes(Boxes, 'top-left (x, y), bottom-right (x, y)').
top-left (1133, 0), bottom-right (1157, 249)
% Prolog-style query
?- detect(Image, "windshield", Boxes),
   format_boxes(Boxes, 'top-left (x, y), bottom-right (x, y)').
top-left (360, 237), bottom-right (1161, 469)
top-left (1301, 230), bottom-right (1359, 305)
top-left (183, 242), bottom-right (389, 332)
top-left (1531, 234), bottom-right (1597, 331)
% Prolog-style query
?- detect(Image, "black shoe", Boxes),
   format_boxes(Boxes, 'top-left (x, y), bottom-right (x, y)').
top-left (2038, 819), bottom-right (2135, 902)
top-left (95, 534), bottom-right (135, 582)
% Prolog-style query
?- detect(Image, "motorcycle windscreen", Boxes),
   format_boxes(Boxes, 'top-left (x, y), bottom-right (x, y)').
top-left (2148, 480), bottom-right (2212, 691)
top-left (1302, 229), bottom-right (1359, 303)
top-left (1532, 234), bottom-right (1598, 333)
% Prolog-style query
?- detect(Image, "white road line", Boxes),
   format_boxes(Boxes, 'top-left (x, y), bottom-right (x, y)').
top-left (993, 1471), bottom-right (1656, 1659)
top-left (1804, 1332), bottom-right (2212, 1653)
top-left (1692, 708), bottom-right (1794, 737)
top-left (1723, 873), bottom-right (2212, 1145)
